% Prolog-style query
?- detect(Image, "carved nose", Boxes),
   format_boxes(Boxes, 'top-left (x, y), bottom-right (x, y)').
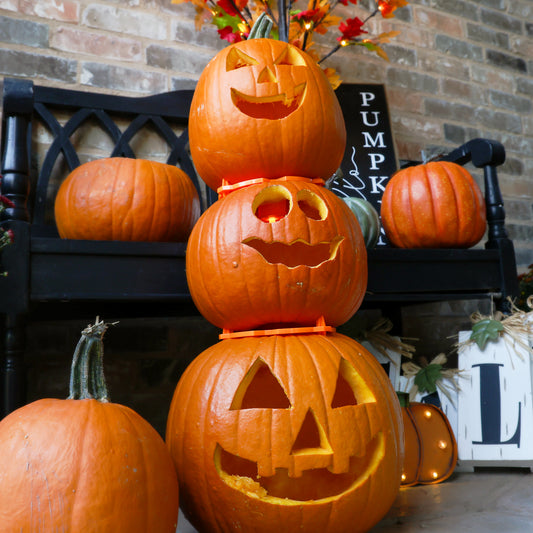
top-left (257, 66), bottom-right (277, 83)
top-left (291, 410), bottom-right (332, 455)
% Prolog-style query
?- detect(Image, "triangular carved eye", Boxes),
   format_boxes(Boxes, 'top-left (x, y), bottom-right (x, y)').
top-left (331, 358), bottom-right (376, 408)
top-left (273, 45), bottom-right (306, 67)
top-left (230, 358), bottom-right (291, 410)
top-left (226, 47), bottom-right (259, 71)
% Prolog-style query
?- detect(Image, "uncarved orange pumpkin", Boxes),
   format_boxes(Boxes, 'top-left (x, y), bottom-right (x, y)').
top-left (166, 332), bottom-right (403, 533)
top-left (54, 157), bottom-right (200, 242)
top-left (189, 38), bottom-right (346, 191)
top-left (380, 161), bottom-right (486, 248)
top-left (0, 320), bottom-right (180, 532)
top-left (186, 178), bottom-right (368, 331)
top-left (398, 393), bottom-right (457, 486)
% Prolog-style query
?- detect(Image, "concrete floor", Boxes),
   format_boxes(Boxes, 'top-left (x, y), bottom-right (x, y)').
top-left (176, 469), bottom-right (533, 532)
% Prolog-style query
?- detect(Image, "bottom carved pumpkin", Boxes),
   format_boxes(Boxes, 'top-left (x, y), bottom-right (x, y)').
top-left (166, 332), bottom-right (403, 533)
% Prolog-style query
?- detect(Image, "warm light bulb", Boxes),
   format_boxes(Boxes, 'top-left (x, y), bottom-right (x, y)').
top-left (431, 471), bottom-right (439, 479)
top-left (438, 440), bottom-right (448, 449)
top-left (304, 22), bottom-right (312, 30)
top-left (340, 39), bottom-right (349, 47)
top-left (424, 409), bottom-right (432, 419)
top-left (401, 473), bottom-right (406, 481)
top-left (267, 215), bottom-right (279, 223)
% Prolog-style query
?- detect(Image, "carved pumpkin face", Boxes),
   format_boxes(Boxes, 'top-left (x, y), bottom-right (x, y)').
top-left (186, 178), bottom-right (367, 332)
top-left (166, 333), bottom-right (403, 533)
top-left (189, 38), bottom-right (346, 191)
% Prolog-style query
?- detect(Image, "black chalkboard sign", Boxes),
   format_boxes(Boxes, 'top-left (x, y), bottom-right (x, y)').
top-left (330, 84), bottom-right (398, 246)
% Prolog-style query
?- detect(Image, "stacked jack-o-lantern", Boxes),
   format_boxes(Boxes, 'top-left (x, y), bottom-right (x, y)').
top-left (166, 22), bottom-right (403, 533)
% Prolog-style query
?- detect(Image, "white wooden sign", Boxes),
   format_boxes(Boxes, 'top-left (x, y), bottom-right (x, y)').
top-left (361, 339), bottom-right (401, 390)
top-left (457, 330), bottom-right (533, 469)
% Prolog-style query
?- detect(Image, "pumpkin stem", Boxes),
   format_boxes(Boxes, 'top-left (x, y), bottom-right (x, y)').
top-left (249, 12), bottom-right (273, 39)
top-left (396, 391), bottom-right (410, 408)
top-left (68, 318), bottom-right (115, 402)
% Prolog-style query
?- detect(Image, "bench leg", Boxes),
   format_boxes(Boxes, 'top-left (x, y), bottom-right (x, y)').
top-left (1, 316), bottom-right (26, 418)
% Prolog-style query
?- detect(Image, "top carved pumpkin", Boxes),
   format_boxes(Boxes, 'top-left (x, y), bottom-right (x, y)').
top-left (189, 38), bottom-right (346, 192)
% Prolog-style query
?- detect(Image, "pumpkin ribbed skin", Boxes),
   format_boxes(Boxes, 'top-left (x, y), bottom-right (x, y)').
top-left (186, 179), bottom-right (367, 331)
top-left (166, 333), bottom-right (403, 533)
top-left (0, 399), bottom-right (180, 532)
top-left (54, 157), bottom-right (200, 242)
top-left (380, 161), bottom-right (486, 248)
top-left (189, 38), bottom-right (346, 191)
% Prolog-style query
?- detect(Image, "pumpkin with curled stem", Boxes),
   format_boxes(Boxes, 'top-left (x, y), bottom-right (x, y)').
top-left (54, 157), bottom-right (200, 242)
top-left (380, 161), bottom-right (486, 248)
top-left (188, 38), bottom-right (346, 191)
top-left (342, 197), bottom-right (381, 249)
top-left (185, 178), bottom-right (368, 332)
top-left (0, 320), bottom-right (180, 532)
top-left (166, 332), bottom-right (403, 533)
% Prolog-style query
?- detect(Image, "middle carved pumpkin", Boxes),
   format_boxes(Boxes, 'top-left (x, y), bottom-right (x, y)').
top-left (188, 38), bottom-right (346, 192)
top-left (186, 178), bottom-right (368, 332)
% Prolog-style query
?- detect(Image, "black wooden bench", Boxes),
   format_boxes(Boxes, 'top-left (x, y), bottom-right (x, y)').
top-left (0, 77), bottom-right (519, 417)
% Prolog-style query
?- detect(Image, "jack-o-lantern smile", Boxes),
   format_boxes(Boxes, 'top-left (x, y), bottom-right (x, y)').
top-left (242, 236), bottom-right (344, 268)
top-left (215, 433), bottom-right (384, 503)
top-left (231, 83), bottom-right (307, 119)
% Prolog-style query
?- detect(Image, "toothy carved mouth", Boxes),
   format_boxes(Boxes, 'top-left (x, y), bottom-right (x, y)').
top-left (231, 83), bottom-right (306, 119)
top-left (215, 433), bottom-right (384, 503)
top-left (242, 236), bottom-right (344, 268)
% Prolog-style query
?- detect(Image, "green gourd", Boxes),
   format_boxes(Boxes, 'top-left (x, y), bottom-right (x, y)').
top-left (343, 197), bottom-right (381, 249)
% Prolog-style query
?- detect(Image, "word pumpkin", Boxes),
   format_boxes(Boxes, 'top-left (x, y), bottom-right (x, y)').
top-left (166, 332), bottom-right (403, 533)
top-left (189, 38), bottom-right (346, 191)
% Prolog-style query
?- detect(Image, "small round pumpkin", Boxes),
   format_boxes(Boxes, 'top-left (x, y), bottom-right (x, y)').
top-left (54, 157), bottom-right (200, 242)
top-left (0, 320), bottom-right (180, 532)
top-left (342, 197), bottom-right (381, 249)
top-left (186, 178), bottom-right (367, 331)
top-left (398, 393), bottom-right (457, 486)
top-left (189, 38), bottom-right (346, 191)
top-left (166, 332), bottom-right (403, 533)
top-left (380, 161), bottom-right (486, 248)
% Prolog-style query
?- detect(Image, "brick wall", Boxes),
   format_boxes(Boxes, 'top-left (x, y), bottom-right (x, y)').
top-left (0, 0), bottom-right (532, 431)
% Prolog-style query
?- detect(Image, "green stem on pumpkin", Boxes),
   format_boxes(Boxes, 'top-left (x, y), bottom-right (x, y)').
top-left (396, 391), bottom-right (410, 408)
top-left (249, 12), bottom-right (274, 39)
top-left (68, 318), bottom-right (113, 402)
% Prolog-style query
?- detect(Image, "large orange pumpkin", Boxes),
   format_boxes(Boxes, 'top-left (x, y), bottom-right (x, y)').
top-left (398, 393), bottom-right (457, 486)
top-left (186, 178), bottom-right (368, 331)
top-left (0, 320), bottom-right (180, 532)
top-left (380, 161), bottom-right (486, 248)
top-left (166, 332), bottom-right (403, 533)
top-left (54, 157), bottom-right (200, 241)
top-left (189, 38), bottom-right (346, 192)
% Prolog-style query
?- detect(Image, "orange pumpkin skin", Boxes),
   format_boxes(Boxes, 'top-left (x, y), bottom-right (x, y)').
top-left (189, 38), bottom-right (346, 191)
top-left (54, 157), bottom-right (200, 241)
top-left (380, 161), bottom-right (486, 248)
top-left (186, 179), bottom-right (368, 331)
top-left (0, 399), bottom-right (180, 532)
top-left (166, 333), bottom-right (403, 533)
top-left (400, 399), bottom-right (457, 486)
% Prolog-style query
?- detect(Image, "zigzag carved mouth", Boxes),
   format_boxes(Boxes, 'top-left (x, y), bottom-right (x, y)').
top-left (214, 433), bottom-right (384, 503)
top-left (231, 83), bottom-right (306, 119)
top-left (242, 236), bottom-right (344, 268)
